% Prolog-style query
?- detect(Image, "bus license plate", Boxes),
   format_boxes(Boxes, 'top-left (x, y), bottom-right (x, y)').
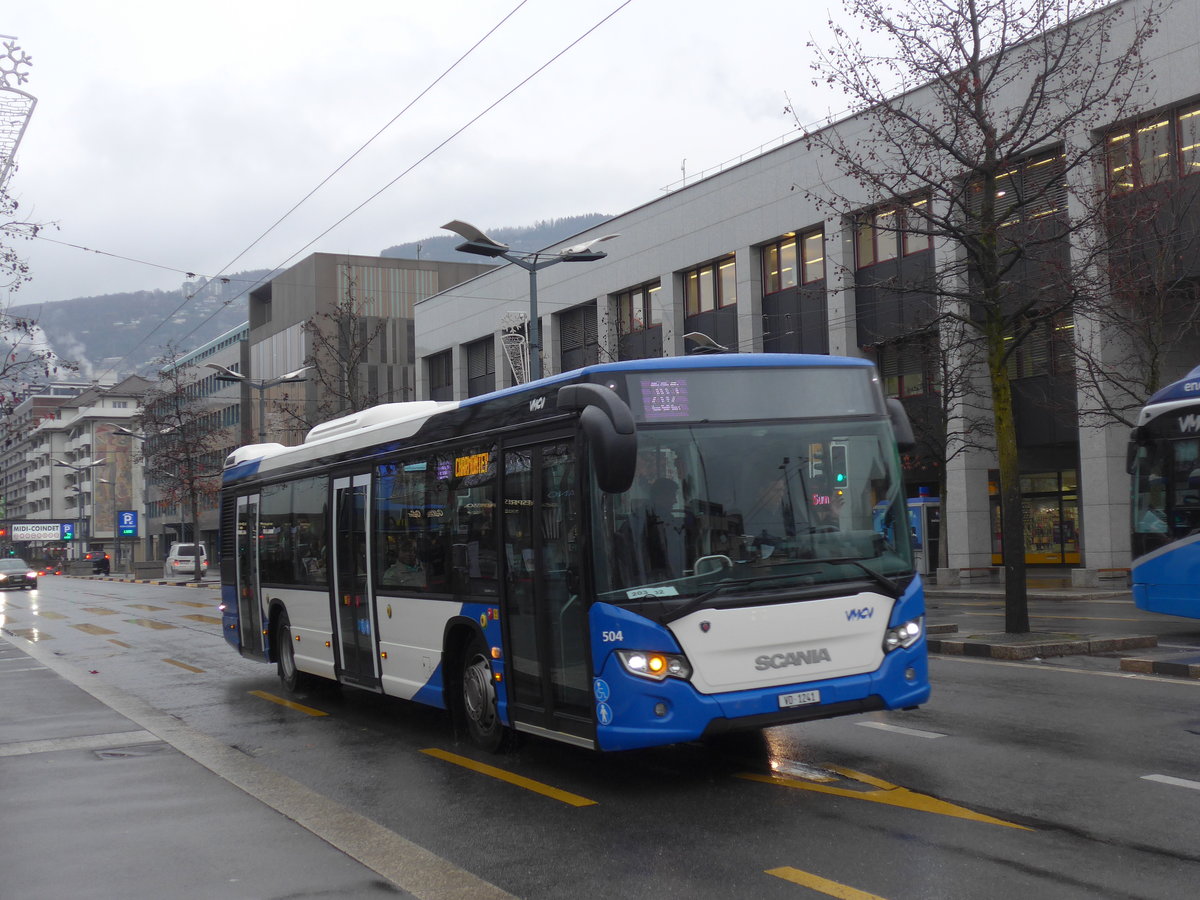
top-left (778, 690), bottom-right (820, 709)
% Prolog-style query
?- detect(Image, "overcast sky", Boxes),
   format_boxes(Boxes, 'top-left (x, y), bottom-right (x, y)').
top-left (3, 1), bottom-right (853, 306)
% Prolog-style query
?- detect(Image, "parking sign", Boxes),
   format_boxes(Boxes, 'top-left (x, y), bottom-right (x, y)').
top-left (118, 510), bottom-right (138, 538)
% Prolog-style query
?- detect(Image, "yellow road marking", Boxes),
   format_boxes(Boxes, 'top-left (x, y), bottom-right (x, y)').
top-left (129, 604), bottom-right (168, 611)
top-left (108, 640), bottom-right (132, 648)
top-left (249, 690), bottom-right (329, 716)
top-left (163, 658), bottom-right (204, 673)
top-left (72, 623), bottom-right (118, 636)
top-left (421, 748), bottom-right (597, 807)
top-left (182, 614), bottom-right (222, 625)
top-left (3, 627), bottom-right (49, 641)
top-left (127, 618), bottom-right (176, 630)
top-left (738, 765), bottom-right (1031, 830)
top-left (83, 607), bottom-right (120, 615)
top-left (35, 611), bottom-right (67, 620)
top-left (766, 867), bottom-right (887, 899)
top-left (171, 600), bottom-right (212, 608)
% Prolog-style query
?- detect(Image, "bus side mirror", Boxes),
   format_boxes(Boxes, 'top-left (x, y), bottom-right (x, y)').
top-left (886, 399), bottom-right (916, 453)
top-left (557, 384), bottom-right (638, 493)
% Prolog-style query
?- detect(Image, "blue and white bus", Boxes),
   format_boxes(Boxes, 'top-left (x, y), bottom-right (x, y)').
top-left (1130, 364), bottom-right (1200, 618)
top-left (219, 354), bottom-right (929, 751)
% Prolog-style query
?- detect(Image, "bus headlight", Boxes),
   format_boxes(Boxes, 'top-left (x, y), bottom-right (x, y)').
top-left (616, 649), bottom-right (692, 681)
top-left (883, 617), bottom-right (923, 652)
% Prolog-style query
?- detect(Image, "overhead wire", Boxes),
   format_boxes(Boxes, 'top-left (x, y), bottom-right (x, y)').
top-left (127, 0), bottom-right (635, 377)
top-left (90, 0), bottom-right (537, 380)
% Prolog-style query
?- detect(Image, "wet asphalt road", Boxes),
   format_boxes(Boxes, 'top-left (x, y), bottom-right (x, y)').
top-left (3, 576), bottom-right (1200, 899)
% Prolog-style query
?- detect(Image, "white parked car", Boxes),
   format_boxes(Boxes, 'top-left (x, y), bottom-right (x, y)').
top-left (163, 542), bottom-right (208, 580)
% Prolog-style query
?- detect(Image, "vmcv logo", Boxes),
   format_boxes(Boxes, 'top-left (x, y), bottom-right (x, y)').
top-left (846, 607), bottom-right (875, 621)
top-left (529, 397), bottom-right (546, 412)
top-left (1179, 413), bottom-right (1200, 434)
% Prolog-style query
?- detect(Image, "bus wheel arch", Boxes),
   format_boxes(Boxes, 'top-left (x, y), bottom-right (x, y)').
top-left (444, 622), bottom-right (515, 753)
top-left (273, 604), bottom-right (314, 693)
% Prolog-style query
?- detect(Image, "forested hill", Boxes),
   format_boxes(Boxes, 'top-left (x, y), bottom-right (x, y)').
top-left (9, 214), bottom-right (611, 378)
top-left (10, 271), bottom-right (268, 378)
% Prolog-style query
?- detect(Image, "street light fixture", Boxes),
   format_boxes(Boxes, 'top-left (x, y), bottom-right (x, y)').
top-left (442, 220), bottom-right (619, 383)
top-left (206, 363), bottom-right (312, 443)
top-left (52, 457), bottom-right (107, 560)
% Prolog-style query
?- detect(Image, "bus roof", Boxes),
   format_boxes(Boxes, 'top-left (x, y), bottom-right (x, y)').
top-left (1146, 364), bottom-right (1200, 407)
top-left (222, 353), bottom-right (877, 483)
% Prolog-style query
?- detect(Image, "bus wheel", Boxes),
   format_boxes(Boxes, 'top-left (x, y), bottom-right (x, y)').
top-left (277, 611), bottom-right (311, 693)
top-left (460, 635), bottom-right (514, 752)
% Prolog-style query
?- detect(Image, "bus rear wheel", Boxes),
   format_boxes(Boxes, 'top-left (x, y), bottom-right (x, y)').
top-left (460, 635), bottom-right (514, 752)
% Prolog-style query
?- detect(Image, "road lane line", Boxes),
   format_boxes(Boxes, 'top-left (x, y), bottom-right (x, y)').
top-left (72, 623), bottom-right (118, 636)
top-left (421, 747), bottom-right (597, 807)
top-left (855, 722), bottom-right (945, 739)
top-left (163, 658), bottom-right (205, 673)
top-left (738, 768), bottom-right (1032, 830)
top-left (766, 866), bottom-right (887, 899)
top-left (249, 689), bottom-right (328, 716)
top-left (1142, 774), bottom-right (1200, 791)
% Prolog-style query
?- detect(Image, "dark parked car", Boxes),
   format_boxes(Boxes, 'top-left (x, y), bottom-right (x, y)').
top-left (85, 552), bottom-right (111, 575)
top-left (0, 558), bottom-right (38, 590)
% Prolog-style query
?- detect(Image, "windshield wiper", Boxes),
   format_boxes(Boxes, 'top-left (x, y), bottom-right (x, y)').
top-left (819, 557), bottom-right (902, 595)
top-left (663, 570), bottom-right (821, 622)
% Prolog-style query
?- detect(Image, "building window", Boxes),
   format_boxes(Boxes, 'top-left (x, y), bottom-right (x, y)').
top-left (1005, 313), bottom-right (1075, 380)
top-left (617, 282), bottom-right (662, 335)
top-left (465, 339), bottom-right (495, 398)
top-left (856, 199), bottom-right (931, 268)
top-left (763, 229), bottom-right (824, 292)
top-left (877, 337), bottom-right (938, 398)
top-left (1107, 103), bottom-right (1200, 193)
top-left (427, 350), bottom-right (453, 401)
top-left (966, 152), bottom-right (1066, 227)
top-left (683, 256), bottom-right (736, 315)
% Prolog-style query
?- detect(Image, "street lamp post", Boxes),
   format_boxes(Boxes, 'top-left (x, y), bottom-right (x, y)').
top-left (52, 457), bottom-right (106, 561)
top-left (441, 220), bottom-right (618, 383)
top-left (206, 364), bottom-right (311, 443)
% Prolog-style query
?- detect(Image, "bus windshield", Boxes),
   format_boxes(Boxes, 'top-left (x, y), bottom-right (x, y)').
top-left (1131, 434), bottom-right (1200, 559)
top-left (593, 419), bottom-right (912, 609)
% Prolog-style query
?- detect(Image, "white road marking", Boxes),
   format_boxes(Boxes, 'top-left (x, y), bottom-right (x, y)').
top-left (855, 721), bottom-right (946, 739)
top-left (1142, 774), bottom-right (1200, 791)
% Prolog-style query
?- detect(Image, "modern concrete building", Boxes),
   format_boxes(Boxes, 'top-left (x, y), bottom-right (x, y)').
top-left (246, 253), bottom-right (495, 443)
top-left (414, 0), bottom-right (1200, 582)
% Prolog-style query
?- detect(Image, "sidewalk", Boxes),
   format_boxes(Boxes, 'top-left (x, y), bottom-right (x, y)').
top-left (923, 571), bottom-right (1200, 679)
top-left (0, 632), bottom-right (514, 900)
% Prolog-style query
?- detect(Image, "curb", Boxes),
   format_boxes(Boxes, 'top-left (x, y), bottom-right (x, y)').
top-left (1119, 652), bottom-right (1200, 679)
top-left (928, 633), bottom-right (1158, 660)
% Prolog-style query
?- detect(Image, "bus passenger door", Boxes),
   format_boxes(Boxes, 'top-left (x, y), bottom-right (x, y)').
top-left (503, 439), bottom-right (592, 745)
top-left (235, 495), bottom-right (265, 657)
top-left (332, 474), bottom-right (378, 687)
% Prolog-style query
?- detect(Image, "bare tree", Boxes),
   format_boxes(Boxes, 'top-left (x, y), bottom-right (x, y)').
top-left (132, 346), bottom-right (230, 580)
top-left (1, 182), bottom-right (65, 412)
top-left (280, 271), bottom-right (389, 432)
top-left (802, 0), bottom-right (1160, 631)
top-left (1074, 178), bottom-right (1200, 427)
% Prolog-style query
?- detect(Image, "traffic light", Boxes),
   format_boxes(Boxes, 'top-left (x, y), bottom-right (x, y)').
top-left (830, 442), bottom-right (848, 495)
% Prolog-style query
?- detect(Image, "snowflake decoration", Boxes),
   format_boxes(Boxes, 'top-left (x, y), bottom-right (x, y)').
top-left (0, 40), bottom-right (33, 90)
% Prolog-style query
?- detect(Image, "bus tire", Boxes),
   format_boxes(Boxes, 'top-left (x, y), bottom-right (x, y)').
top-left (459, 633), bottom-right (515, 753)
top-left (277, 611), bottom-right (313, 693)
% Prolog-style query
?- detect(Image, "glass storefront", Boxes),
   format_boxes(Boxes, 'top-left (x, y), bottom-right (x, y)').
top-left (990, 469), bottom-right (1080, 566)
